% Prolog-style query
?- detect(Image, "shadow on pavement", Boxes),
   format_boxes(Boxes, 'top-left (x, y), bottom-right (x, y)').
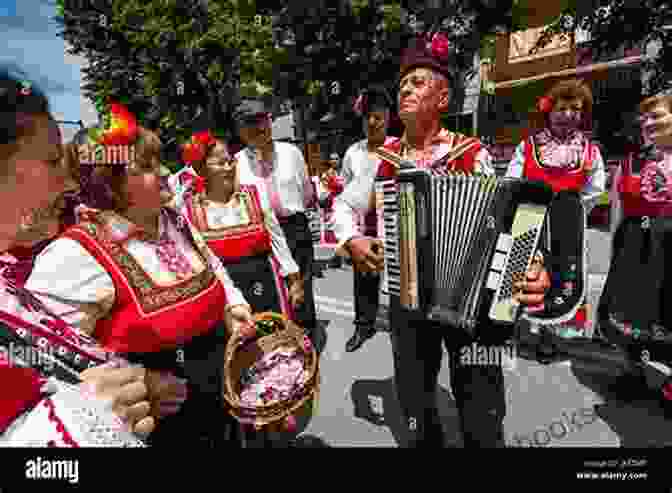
top-left (312, 319), bottom-right (329, 356)
top-left (350, 378), bottom-right (461, 447)
top-left (292, 434), bottom-right (331, 447)
top-left (571, 363), bottom-right (672, 447)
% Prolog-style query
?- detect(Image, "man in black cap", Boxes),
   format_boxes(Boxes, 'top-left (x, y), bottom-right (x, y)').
top-left (234, 98), bottom-right (318, 339)
top-left (340, 85), bottom-right (393, 352)
top-left (331, 33), bottom-right (552, 447)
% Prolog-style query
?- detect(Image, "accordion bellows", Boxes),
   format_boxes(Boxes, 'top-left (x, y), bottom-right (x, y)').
top-left (377, 169), bottom-right (558, 334)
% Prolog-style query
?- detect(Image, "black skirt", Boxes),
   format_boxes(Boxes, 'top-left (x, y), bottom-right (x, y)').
top-left (223, 253), bottom-right (288, 316)
top-left (598, 216), bottom-right (672, 361)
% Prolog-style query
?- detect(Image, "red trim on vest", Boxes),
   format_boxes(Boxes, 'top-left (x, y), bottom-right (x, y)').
top-left (618, 155), bottom-right (672, 217)
top-left (190, 185), bottom-right (273, 264)
top-left (0, 366), bottom-right (43, 433)
top-left (522, 137), bottom-right (590, 193)
top-left (61, 226), bottom-right (226, 354)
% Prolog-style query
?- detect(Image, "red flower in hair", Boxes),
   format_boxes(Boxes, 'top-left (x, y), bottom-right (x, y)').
top-left (430, 33), bottom-right (450, 60)
top-left (98, 102), bottom-right (138, 146)
top-left (181, 142), bottom-right (207, 165)
top-left (192, 130), bottom-right (216, 146)
top-left (538, 96), bottom-right (554, 114)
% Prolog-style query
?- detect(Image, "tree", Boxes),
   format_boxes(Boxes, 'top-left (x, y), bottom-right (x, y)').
top-left (531, 0), bottom-right (672, 96)
top-left (271, 1), bottom-right (517, 141)
top-left (54, 0), bottom-right (281, 169)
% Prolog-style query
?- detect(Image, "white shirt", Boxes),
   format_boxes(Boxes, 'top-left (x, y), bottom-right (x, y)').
top-left (236, 142), bottom-right (316, 217)
top-left (341, 139), bottom-right (379, 187)
top-left (505, 139), bottom-right (607, 215)
top-left (330, 134), bottom-right (495, 248)
top-left (24, 210), bottom-right (247, 334)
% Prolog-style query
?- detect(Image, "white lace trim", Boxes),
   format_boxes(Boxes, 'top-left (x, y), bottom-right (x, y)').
top-left (1, 380), bottom-right (145, 447)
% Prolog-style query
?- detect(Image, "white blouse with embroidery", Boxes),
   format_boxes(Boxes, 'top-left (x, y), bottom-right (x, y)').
top-left (170, 167), bottom-right (299, 278)
top-left (23, 209), bottom-right (247, 335)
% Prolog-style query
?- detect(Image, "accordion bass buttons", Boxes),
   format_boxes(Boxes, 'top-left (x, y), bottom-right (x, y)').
top-left (486, 234), bottom-right (513, 291)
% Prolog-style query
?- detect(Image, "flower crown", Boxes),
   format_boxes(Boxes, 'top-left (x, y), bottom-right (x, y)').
top-left (181, 130), bottom-right (217, 165)
top-left (87, 102), bottom-right (139, 146)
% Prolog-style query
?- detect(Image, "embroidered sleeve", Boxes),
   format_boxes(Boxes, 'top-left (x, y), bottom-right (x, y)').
top-left (505, 142), bottom-right (526, 179)
top-left (262, 207), bottom-right (300, 277)
top-left (581, 145), bottom-right (608, 215)
top-left (1, 380), bottom-right (144, 447)
top-left (295, 147), bottom-right (316, 209)
top-left (24, 238), bottom-right (116, 337)
top-left (340, 145), bottom-right (356, 186)
top-left (331, 162), bottom-right (377, 249)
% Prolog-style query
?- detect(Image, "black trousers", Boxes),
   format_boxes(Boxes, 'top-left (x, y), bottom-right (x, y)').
top-left (353, 269), bottom-right (380, 329)
top-left (389, 311), bottom-right (506, 448)
top-left (279, 213), bottom-right (317, 331)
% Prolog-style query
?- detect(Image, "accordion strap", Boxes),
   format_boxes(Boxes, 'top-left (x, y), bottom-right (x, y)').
top-left (436, 137), bottom-right (480, 171)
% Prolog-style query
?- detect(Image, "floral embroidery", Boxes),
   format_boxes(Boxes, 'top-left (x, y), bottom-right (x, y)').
top-left (69, 211), bottom-right (215, 314)
top-left (640, 156), bottom-right (672, 203)
top-left (44, 398), bottom-right (80, 447)
top-left (533, 129), bottom-right (586, 169)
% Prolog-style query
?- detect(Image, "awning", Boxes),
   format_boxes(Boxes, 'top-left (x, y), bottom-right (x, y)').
top-left (494, 55), bottom-right (644, 90)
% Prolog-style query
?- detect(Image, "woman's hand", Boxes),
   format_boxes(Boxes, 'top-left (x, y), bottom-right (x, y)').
top-left (226, 304), bottom-right (256, 339)
top-left (515, 254), bottom-right (551, 306)
top-left (143, 370), bottom-right (188, 419)
top-left (286, 272), bottom-right (305, 308)
top-left (79, 363), bottom-right (155, 436)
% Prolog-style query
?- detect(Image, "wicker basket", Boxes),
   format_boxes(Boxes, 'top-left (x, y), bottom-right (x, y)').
top-left (222, 312), bottom-right (319, 429)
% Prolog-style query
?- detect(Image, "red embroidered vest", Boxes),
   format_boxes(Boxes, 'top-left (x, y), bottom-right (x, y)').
top-left (366, 133), bottom-right (481, 236)
top-left (186, 184), bottom-right (272, 264)
top-left (618, 154), bottom-right (672, 217)
top-left (61, 213), bottom-right (226, 354)
top-left (522, 136), bottom-right (592, 193)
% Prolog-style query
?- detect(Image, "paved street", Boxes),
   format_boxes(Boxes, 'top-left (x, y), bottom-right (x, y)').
top-left (290, 230), bottom-right (672, 447)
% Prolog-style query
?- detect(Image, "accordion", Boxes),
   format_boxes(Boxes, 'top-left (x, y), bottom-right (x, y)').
top-left (376, 168), bottom-right (555, 332)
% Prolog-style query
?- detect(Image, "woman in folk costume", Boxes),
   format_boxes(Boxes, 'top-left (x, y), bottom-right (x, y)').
top-left (0, 70), bottom-right (181, 446)
top-left (172, 130), bottom-right (304, 320)
top-left (598, 93), bottom-right (672, 403)
top-left (22, 102), bottom-right (255, 448)
top-left (171, 131), bottom-right (306, 447)
top-left (340, 85), bottom-right (392, 352)
top-left (317, 159), bottom-right (345, 245)
top-left (506, 79), bottom-right (607, 352)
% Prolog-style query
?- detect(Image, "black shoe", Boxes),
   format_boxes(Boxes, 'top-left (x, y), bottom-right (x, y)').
top-left (536, 341), bottom-right (558, 365)
top-left (345, 326), bottom-right (375, 352)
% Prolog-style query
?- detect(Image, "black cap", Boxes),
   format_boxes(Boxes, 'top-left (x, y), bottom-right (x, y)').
top-left (233, 98), bottom-right (271, 125)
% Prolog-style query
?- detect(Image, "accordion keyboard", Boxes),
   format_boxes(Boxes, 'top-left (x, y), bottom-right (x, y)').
top-left (376, 179), bottom-right (400, 296)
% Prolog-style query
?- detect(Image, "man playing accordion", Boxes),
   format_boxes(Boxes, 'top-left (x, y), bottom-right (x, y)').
top-left (331, 32), bottom-right (552, 447)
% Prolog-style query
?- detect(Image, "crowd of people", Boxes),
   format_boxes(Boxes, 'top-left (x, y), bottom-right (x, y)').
top-left (0, 29), bottom-right (671, 448)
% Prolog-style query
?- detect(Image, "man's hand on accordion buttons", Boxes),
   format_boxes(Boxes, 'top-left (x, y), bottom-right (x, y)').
top-left (287, 272), bottom-right (305, 308)
top-left (515, 254), bottom-right (551, 306)
top-left (347, 237), bottom-right (384, 273)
